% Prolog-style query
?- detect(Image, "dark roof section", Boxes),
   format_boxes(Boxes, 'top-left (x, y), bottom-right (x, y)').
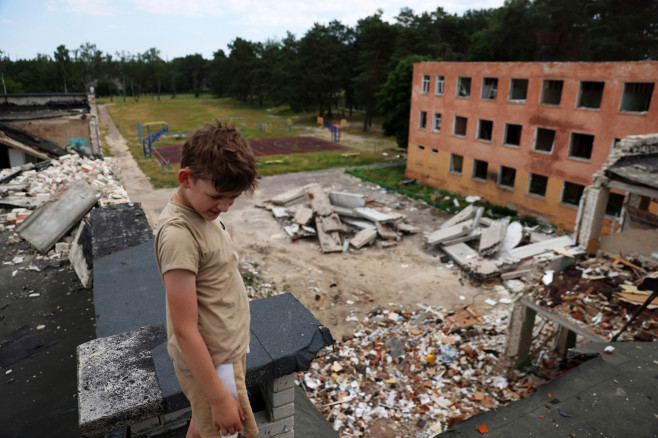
top-left (605, 153), bottom-right (658, 191)
top-left (0, 122), bottom-right (68, 157)
top-left (0, 93), bottom-right (90, 121)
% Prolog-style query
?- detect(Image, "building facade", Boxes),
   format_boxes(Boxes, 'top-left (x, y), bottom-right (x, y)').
top-left (405, 62), bottom-right (658, 231)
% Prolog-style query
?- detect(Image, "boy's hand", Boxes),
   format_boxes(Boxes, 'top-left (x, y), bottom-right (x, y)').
top-left (211, 393), bottom-right (245, 436)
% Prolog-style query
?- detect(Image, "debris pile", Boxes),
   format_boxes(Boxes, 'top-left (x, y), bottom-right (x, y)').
top-left (261, 183), bottom-right (419, 252)
top-left (299, 303), bottom-right (548, 437)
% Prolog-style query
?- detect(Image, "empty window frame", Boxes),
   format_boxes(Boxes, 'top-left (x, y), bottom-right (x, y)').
top-left (450, 154), bottom-right (463, 174)
top-left (605, 192), bottom-right (625, 216)
top-left (419, 111), bottom-right (427, 129)
top-left (472, 159), bottom-right (488, 181)
top-left (509, 78), bottom-right (529, 102)
top-left (457, 76), bottom-right (471, 98)
top-left (435, 75), bottom-right (445, 95)
top-left (498, 166), bottom-right (516, 189)
top-left (534, 128), bottom-right (556, 153)
top-left (569, 132), bottom-right (595, 160)
top-left (620, 82), bottom-right (654, 112)
top-left (431, 148), bottom-right (438, 154)
top-left (504, 123), bottom-right (522, 147)
top-left (561, 181), bottom-right (585, 206)
top-left (577, 81), bottom-right (604, 109)
top-left (417, 145), bottom-right (425, 151)
top-left (481, 77), bottom-right (498, 99)
top-left (421, 75), bottom-right (430, 93)
top-left (540, 80), bottom-right (563, 105)
top-left (528, 173), bottom-right (548, 197)
top-left (477, 119), bottom-right (494, 141)
top-left (433, 113), bottom-right (442, 132)
top-left (453, 116), bottom-right (468, 136)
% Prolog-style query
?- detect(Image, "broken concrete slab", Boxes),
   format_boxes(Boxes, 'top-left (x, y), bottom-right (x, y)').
top-left (69, 220), bottom-right (93, 288)
top-left (315, 217), bottom-right (342, 253)
top-left (501, 221), bottom-right (524, 252)
top-left (16, 179), bottom-right (99, 252)
top-left (479, 217), bottom-right (510, 256)
top-left (332, 205), bottom-right (360, 219)
top-left (284, 223), bottom-right (316, 239)
top-left (319, 213), bottom-right (343, 233)
top-left (270, 206), bottom-right (289, 219)
top-left (90, 203), bottom-right (153, 259)
top-left (329, 191), bottom-right (366, 209)
top-left (394, 222), bottom-right (419, 234)
top-left (305, 183), bottom-right (334, 216)
top-left (442, 242), bottom-right (499, 279)
top-left (376, 221), bottom-right (398, 240)
top-left (294, 206), bottom-right (314, 225)
top-left (427, 223), bottom-right (473, 246)
top-left (507, 235), bottom-right (574, 260)
top-left (441, 204), bottom-right (475, 229)
top-left (354, 207), bottom-right (393, 223)
top-left (342, 217), bottom-right (377, 230)
top-left (350, 228), bottom-right (378, 249)
top-left (271, 187), bottom-right (307, 206)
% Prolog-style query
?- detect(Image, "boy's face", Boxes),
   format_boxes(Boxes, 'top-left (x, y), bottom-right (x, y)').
top-left (180, 169), bottom-right (241, 221)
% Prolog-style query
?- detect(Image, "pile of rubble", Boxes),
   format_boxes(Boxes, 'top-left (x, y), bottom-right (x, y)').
top-left (298, 301), bottom-right (548, 437)
top-left (260, 183), bottom-right (419, 252)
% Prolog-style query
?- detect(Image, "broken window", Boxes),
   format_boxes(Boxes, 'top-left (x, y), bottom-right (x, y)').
top-left (577, 81), bottom-right (604, 109)
top-left (619, 82), bottom-right (654, 112)
top-left (561, 181), bottom-right (585, 206)
top-left (419, 111), bottom-right (427, 129)
top-left (417, 145), bottom-right (425, 151)
top-left (481, 77), bottom-right (498, 100)
top-left (528, 173), bottom-right (548, 197)
top-left (450, 154), bottom-right (463, 174)
top-left (498, 166), bottom-right (516, 189)
top-left (435, 75), bottom-right (445, 95)
top-left (433, 113), bottom-right (441, 132)
top-left (477, 119), bottom-right (493, 141)
top-left (457, 76), bottom-right (471, 98)
top-left (540, 80), bottom-right (563, 105)
top-left (472, 159), bottom-right (488, 181)
top-left (509, 78), bottom-right (529, 102)
top-left (569, 132), bottom-right (594, 160)
top-left (453, 116), bottom-right (467, 137)
top-left (534, 128), bottom-right (555, 153)
top-left (422, 75), bottom-right (430, 94)
top-left (504, 123), bottom-right (522, 147)
top-left (606, 192), bottom-right (625, 216)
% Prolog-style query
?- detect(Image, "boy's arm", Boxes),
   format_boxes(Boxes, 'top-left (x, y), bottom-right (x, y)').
top-left (163, 269), bottom-right (245, 436)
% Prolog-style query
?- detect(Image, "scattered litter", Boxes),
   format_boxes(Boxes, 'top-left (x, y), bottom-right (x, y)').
top-left (604, 346), bottom-right (615, 354)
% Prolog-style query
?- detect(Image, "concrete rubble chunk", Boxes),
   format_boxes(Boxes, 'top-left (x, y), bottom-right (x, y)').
top-left (329, 191), bottom-right (366, 209)
top-left (293, 206), bottom-right (314, 225)
top-left (479, 217), bottom-right (510, 256)
top-left (270, 187), bottom-right (307, 206)
top-left (284, 223), bottom-right (316, 239)
top-left (441, 204), bottom-right (475, 229)
top-left (69, 220), bottom-right (93, 288)
top-left (332, 205), bottom-right (360, 219)
top-left (350, 228), bottom-right (378, 249)
top-left (427, 222), bottom-right (473, 246)
top-left (319, 212), bottom-right (343, 233)
top-left (376, 221), bottom-right (398, 240)
top-left (442, 241), bottom-right (499, 279)
top-left (342, 217), bottom-right (377, 230)
top-left (304, 183), bottom-right (334, 216)
top-left (315, 217), bottom-right (342, 253)
top-left (507, 235), bottom-right (574, 260)
top-left (394, 221), bottom-right (419, 234)
top-left (501, 221), bottom-right (524, 252)
top-left (354, 206), bottom-right (393, 223)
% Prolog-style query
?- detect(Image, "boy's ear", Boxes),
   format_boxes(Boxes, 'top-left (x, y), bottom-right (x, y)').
top-left (178, 168), bottom-right (192, 188)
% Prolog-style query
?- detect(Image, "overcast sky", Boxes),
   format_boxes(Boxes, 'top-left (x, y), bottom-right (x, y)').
top-left (0, 0), bottom-right (505, 61)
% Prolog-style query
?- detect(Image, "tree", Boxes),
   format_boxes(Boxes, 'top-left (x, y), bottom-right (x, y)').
top-left (0, 50), bottom-right (10, 94)
top-left (377, 55), bottom-right (433, 148)
top-left (54, 44), bottom-right (72, 92)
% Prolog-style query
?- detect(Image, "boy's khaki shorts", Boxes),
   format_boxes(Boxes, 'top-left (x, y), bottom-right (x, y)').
top-left (174, 354), bottom-right (258, 438)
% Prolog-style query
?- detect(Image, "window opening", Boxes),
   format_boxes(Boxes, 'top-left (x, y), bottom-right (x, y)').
top-left (472, 159), bottom-right (488, 180)
top-left (534, 128), bottom-right (556, 153)
top-left (454, 116), bottom-right (467, 136)
top-left (481, 77), bottom-right (498, 99)
top-left (562, 182), bottom-right (585, 206)
top-left (577, 81), bottom-right (604, 109)
top-left (606, 193), bottom-right (625, 216)
top-left (431, 148), bottom-right (438, 154)
top-left (419, 111), bottom-right (427, 129)
top-left (504, 124), bottom-right (522, 146)
top-left (569, 132), bottom-right (594, 160)
top-left (509, 78), bottom-right (529, 102)
top-left (435, 75), bottom-right (444, 95)
top-left (541, 80), bottom-right (563, 105)
top-left (417, 145), bottom-right (425, 151)
top-left (477, 120), bottom-right (493, 141)
top-left (498, 166), bottom-right (516, 189)
top-left (450, 154), bottom-right (463, 174)
top-left (620, 82), bottom-right (654, 112)
top-left (528, 173), bottom-right (548, 197)
top-left (457, 76), bottom-right (471, 98)
top-left (421, 75), bottom-right (430, 94)
top-left (433, 113), bottom-right (441, 132)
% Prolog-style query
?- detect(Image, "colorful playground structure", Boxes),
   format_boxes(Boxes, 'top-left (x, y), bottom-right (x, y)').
top-left (317, 117), bottom-right (341, 143)
top-left (137, 121), bottom-right (169, 157)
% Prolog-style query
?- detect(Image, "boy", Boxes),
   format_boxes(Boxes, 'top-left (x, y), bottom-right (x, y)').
top-left (155, 121), bottom-right (259, 438)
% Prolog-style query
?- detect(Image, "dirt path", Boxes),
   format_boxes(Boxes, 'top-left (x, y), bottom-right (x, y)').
top-left (98, 105), bottom-right (503, 341)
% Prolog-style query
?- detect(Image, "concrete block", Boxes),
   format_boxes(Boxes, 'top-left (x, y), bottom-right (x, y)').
top-left (426, 223), bottom-right (472, 246)
top-left (271, 402), bottom-right (295, 421)
top-left (350, 228), bottom-right (377, 249)
top-left (271, 373), bottom-right (296, 392)
top-left (329, 191), bottom-right (366, 208)
top-left (354, 207), bottom-right (393, 223)
top-left (261, 384), bottom-right (295, 408)
top-left (293, 206), bottom-right (313, 225)
top-left (255, 409), bottom-right (294, 437)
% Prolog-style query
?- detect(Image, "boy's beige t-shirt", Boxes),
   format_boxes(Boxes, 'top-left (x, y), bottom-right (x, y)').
top-left (155, 201), bottom-right (250, 375)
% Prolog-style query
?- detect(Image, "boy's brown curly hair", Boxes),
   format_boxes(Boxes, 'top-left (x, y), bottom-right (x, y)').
top-left (180, 120), bottom-right (258, 194)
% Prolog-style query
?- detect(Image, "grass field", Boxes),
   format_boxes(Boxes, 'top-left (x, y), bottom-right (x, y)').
top-left (99, 94), bottom-right (400, 188)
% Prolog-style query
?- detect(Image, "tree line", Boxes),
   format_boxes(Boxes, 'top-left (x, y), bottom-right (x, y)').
top-left (1, 0), bottom-right (655, 144)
